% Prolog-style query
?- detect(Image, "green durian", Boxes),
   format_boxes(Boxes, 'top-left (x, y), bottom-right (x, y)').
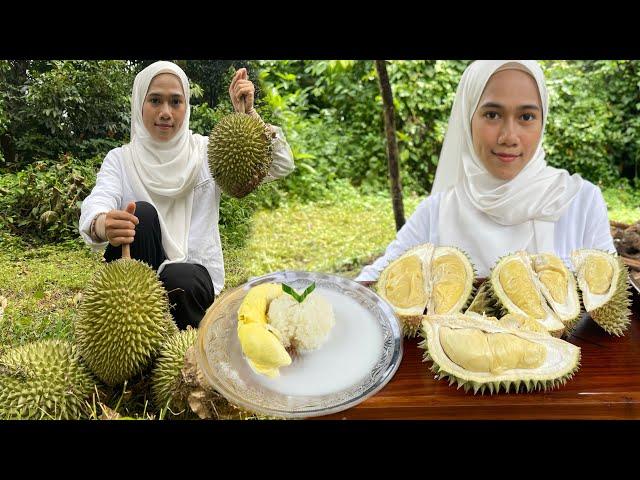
top-left (0, 340), bottom-right (97, 420)
top-left (419, 314), bottom-right (581, 394)
top-left (76, 258), bottom-right (177, 386)
top-left (571, 249), bottom-right (632, 336)
top-left (208, 113), bottom-right (273, 198)
top-left (151, 327), bottom-right (199, 416)
top-left (376, 244), bottom-right (476, 338)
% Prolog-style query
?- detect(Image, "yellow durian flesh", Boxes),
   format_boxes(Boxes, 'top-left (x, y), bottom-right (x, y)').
top-left (237, 283), bottom-right (283, 325)
top-left (583, 255), bottom-right (613, 295)
top-left (381, 254), bottom-right (428, 309)
top-left (237, 322), bottom-right (291, 378)
top-left (499, 313), bottom-right (550, 335)
top-left (498, 259), bottom-right (546, 319)
top-left (533, 254), bottom-right (568, 304)
top-left (439, 327), bottom-right (546, 374)
top-left (431, 254), bottom-right (467, 314)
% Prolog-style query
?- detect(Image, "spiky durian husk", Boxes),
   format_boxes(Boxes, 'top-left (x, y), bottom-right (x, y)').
top-left (465, 281), bottom-right (499, 317)
top-left (588, 257), bottom-right (632, 336)
top-left (76, 258), bottom-right (177, 386)
top-left (151, 328), bottom-right (199, 417)
top-left (0, 340), bottom-right (97, 420)
top-left (418, 314), bottom-right (581, 395)
top-left (398, 315), bottom-right (423, 338)
top-left (208, 113), bottom-right (273, 198)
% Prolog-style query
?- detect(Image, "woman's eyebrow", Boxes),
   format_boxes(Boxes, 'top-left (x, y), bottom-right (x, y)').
top-left (146, 91), bottom-right (185, 98)
top-left (479, 101), bottom-right (540, 111)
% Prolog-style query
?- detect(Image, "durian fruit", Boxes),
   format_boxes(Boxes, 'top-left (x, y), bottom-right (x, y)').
top-left (208, 112), bottom-right (273, 199)
top-left (419, 314), bottom-right (581, 394)
top-left (498, 313), bottom-right (551, 335)
top-left (76, 253), bottom-right (177, 387)
top-left (485, 252), bottom-right (569, 337)
top-left (571, 249), bottom-right (632, 336)
top-left (151, 328), bottom-right (199, 416)
top-left (0, 340), bottom-right (97, 420)
top-left (531, 253), bottom-right (581, 331)
top-left (236, 283), bottom-right (291, 378)
top-left (377, 244), bottom-right (475, 337)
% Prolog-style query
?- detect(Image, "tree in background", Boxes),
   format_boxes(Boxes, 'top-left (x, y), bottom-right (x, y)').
top-left (375, 60), bottom-right (405, 231)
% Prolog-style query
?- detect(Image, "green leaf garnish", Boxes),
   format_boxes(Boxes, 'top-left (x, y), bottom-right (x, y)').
top-left (282, 282), bottom-right (316, 303)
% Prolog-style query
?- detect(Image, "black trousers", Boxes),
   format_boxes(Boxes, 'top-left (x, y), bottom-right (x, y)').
top-left (104, 201), bottom-right (215, 330)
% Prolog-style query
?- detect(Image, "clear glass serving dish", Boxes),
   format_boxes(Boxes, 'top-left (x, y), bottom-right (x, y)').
top-left (195, 270), bottom-right (403, 419)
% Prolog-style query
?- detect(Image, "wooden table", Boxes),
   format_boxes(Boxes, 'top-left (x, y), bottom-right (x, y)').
top-left (319, 290), bottom-right (640, 420)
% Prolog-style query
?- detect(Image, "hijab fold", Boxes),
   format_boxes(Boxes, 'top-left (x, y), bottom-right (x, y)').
top-left (432, 60), bottom-right (583, 276)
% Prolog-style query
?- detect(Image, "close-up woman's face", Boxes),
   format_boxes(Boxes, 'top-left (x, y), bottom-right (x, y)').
top-left (142, 73), bottom-right (186, 142)
top-left (471, 69), bottom-right (543, 181)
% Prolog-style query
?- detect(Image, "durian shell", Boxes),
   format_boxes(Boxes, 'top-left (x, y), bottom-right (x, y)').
top-left (0, 339), bottom-right (97, 420)
top-left (376, 244), bottom-right (434, 337)
top-left (571, 249), bottom-right (632, 336)
top-left (208, 113), bottom-right (273, 198)
top-left (76, 258), bottom-right (177, 387)
top-left (376, 243), bottom-right (476, 338)
top-left (530, 253), bottom-right (582, 333)
top-left (487, 252), bottom-right (565, 337)
top-left (419, 313), bottom-right (581, 395)
top-left (151, 327), bottom-right (200, 418)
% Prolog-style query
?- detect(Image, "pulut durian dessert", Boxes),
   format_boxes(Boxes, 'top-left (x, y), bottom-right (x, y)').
top-left (236, 282), bottom-right (335, 378)
top-left (376, 243), bottom-right (476, 337)
top-left (419, 313), bottom-right (581, 394)
top-left (467, 251), bottom-right (581, 337)
top-left (571, 249), bottom-right (632, 336)
top-left (208, 99), bottom-right (273, 199)
top-left (76, 244), bottom-right (177, 386)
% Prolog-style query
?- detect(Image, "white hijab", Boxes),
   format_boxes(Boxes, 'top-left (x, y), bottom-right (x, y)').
top-left (122, 61), bottom-right (204, 264)
top-left (433, 60), bottom-right (583, 277)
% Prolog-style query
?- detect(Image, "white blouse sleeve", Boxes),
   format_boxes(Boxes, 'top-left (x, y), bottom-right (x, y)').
top-left (78, 150), bottom-right (123, 250)
top-left (263, 125), bottom-right (295, 182)
top-left (355, 197), bottom-right (433, 282)
top-left (584, 185), bottom-right (616, 253)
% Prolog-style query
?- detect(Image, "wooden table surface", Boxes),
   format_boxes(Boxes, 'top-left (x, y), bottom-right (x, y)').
top-left (318, 290), bottom-right (640, 420)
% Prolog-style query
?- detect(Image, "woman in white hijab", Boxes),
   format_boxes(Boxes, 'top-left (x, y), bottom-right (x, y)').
top-left (80, 61), bottom-right (295, 329)
top-left (356, 60), bottom-right (615, 283)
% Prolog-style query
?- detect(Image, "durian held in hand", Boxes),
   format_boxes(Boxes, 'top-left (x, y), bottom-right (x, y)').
top-left (466, 251), bottom-right (581, 338)
top-left (208, 68), bottom-right (274, 199)
top-left (419, 313), bottom-right (581, 395)
top-left (375, 243), bottom-right (476, 337)
top-left (76, 205), bottom-right (177, 387)
top-left (236, 282), bottom-right (335, 378)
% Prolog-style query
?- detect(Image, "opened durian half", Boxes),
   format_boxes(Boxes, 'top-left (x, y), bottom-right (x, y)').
top-left (571, 249), bottom-right (631, 336)
top-left (377, 244), bottom-right (475, 337)
top-left (481, 252), bottom-right (580, 337)
top-left (419, 314), bottom-right (581, 394)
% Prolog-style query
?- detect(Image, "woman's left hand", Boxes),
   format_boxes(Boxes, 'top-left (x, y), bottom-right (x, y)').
top-left (229, 68), bottom-right (255, 115)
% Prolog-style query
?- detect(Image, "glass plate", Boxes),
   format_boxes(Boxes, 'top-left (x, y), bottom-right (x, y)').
top-left (195, 270), bottom-right (403, 419)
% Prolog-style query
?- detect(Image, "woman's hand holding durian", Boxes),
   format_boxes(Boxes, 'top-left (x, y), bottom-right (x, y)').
top-left (92, 202), bottom-right (138, 247)
top-left (229, 68), bottom-right (275, 136)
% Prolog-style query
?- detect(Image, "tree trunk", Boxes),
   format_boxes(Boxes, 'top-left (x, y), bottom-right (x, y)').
top-left (375, 60), bottom-right (405, 231)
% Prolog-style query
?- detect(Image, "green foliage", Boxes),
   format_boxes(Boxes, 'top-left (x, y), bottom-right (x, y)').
top-left (0, 60), bottom-right (134, 171)
top-left (0, 154), bottom-right (100, 243)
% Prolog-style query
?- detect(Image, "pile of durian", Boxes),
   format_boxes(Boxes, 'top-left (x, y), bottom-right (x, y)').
top-left (375, 245), bottom-right (632, 394)
top-left (0, 254), bottom-right (218, 420)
